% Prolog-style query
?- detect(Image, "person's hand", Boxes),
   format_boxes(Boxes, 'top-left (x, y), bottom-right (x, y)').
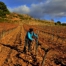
top-left (34, 37), bottom-right (38, 41)
top-left (33, 39), bottom-right (35, 41)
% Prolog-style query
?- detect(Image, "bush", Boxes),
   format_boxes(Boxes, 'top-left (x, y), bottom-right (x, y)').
top-left (0, 1), bottom-right (10, 17)
top-left (61, 23), bottom-right (66, 26)
top-left (55, 21), bottom-right (61, 25)
top-left (0, 18), bottom-right (8, 22)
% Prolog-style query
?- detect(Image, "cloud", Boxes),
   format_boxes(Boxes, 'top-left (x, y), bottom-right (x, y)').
top-left (9, 5), bottom-right (30, 14)
top-left (43, 0), bottom-right (66, 17)
top-left (8, 0), bottom-right (66, 19)
top-left (13, 5), bottom-right (30, 14)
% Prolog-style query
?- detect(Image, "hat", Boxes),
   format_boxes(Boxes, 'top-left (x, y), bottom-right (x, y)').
top-left (29, 28), bottom-right (33, 32)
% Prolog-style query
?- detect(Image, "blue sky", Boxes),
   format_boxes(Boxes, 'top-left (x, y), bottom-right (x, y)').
top-left (0, 0), bottom-right (66, 23)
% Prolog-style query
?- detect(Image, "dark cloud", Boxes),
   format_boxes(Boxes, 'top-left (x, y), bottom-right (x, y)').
top-left (8, 0), bottom-right (66, 19)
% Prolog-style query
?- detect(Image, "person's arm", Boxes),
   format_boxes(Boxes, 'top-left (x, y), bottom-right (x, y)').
top-left (28, 32), bottom-right (34, 41)
top-left (33, 33), bottom-right (38, 38)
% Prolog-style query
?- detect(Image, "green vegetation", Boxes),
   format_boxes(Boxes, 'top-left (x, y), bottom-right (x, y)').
top-left (0, 1), bottom-right (10, 18)
top-left (61, 23), bottom-right (66, 26)
top-left (55, 21), bottom-right (61, 25)
top-left (55, 21), bottom-right (66, 26)
top-left (0, 17), bottom-right (8, 22)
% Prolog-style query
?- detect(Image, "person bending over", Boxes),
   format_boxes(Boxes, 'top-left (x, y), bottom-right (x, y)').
top-left (23, 28), bottom-right (38, 53)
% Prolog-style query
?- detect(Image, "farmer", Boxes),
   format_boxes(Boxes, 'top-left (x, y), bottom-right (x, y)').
top-left (23, 28), bottom-right (38, 53)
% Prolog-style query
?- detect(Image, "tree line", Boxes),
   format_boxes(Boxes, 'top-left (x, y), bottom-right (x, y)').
top-left (55, 21), bottom-right (66, 26)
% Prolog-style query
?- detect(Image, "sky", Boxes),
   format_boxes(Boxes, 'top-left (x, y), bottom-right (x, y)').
top-left (0, 0), bottom-right (66, 23)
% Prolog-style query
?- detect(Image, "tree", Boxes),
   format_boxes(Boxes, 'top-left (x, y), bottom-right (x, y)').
top-left (0, 1), bottom-right (10, 17)
top-left (57, 21), bottom-right (61, 25)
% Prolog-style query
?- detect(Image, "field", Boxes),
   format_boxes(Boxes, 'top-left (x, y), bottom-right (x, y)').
top-left (0, 23), bottom-right (66, 66)
top-left (0, 23), bottom-right (18, 38)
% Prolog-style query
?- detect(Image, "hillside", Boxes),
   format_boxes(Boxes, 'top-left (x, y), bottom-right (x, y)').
top-left (0, 13), bottom-right (55, 26)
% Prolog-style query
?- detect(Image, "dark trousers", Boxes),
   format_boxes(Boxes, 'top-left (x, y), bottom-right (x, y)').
top-left (23, 39), bottom-right (32, 53)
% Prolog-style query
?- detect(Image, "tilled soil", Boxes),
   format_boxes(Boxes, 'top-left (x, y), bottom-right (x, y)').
top-left (0, 24), bottom-right (66, 66)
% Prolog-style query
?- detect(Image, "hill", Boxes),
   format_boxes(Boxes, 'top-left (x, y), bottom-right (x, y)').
top-left (0, 12), bottom-right (55, 25)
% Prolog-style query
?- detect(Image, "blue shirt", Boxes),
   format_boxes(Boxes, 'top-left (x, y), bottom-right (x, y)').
top-left (27, 32), bottom-right (38, 41)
